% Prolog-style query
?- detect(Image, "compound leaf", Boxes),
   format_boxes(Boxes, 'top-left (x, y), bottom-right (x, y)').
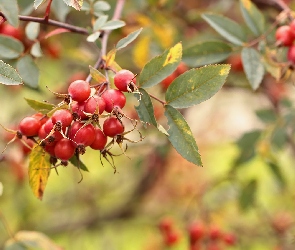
top-left (0, 60), bottom-right (22, 85)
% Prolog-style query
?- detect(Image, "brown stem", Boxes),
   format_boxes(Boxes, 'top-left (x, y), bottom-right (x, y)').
top-left (148, 93), bottom-right (167, 106)
top-left (86, 0), bottom-right (126, 83)
top-left (18, 15), bottom-right (89, 35)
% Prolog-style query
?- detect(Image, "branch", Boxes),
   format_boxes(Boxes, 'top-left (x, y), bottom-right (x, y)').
top-left (18, 15), bottom-right (89, 35)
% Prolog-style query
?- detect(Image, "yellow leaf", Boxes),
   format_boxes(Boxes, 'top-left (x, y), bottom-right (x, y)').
top-left (163, 42), bottom-right (182, 67)
top-left (28, 146), bottom-right (51, 200)
top-left (106, 49), bottom-right (117, 68)
top-left (133, 35), bottom-right (150, 68)
top-left (153, 24), bottom-right (175, 48)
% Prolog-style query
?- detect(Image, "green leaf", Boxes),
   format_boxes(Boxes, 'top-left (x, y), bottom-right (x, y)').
top-left (24, 98), bottom-right (55, 114)
top-left (93, 1), bottom-right (111, 12)
top-left (165, 64), bottom-right (230, 108)
top-left (52, 0), bottom-right (70, 22)
top-left (63, 0), bottom-right (83, 10)
top-left (4, 231), bottom-right (62, 250)
top-left (183, 41), bottom-right (232, 67)
top-left (241, 47), bottom-right (264, 90)
top-left (28, 146), bottom-right (51, 200)
top-left (255, 109), bottom-right (277, 123)
top-left (271, 126), bottom-right (287, 149)
top-left (87, 32), bottom-right (101, 42)
top-left (0, 0), bottom-right (19, 27)
top-left (34, 0), bottom-right (46, 9)
top-left (89, 66), bottom-right (107, 83)
top-left (164, 105), bottom-right (202, 166)
top-left (16, 55), bottom-right (39, 89)
top-left (134, 88), bottom-right (157, 127)
top-left (266, 161), bottom-right (286, 188)
top-left (239, 179), bottom-right (257, 211)
top-left (93, 15), bottom-right (108, 31)
top-left (25, 22), bottom-right (40, 40)
top-left (30, 42), bottom-right (43, 57)
top-left (240, 0), bottom-right (265, 36)
top-left (234, 130), bottom-right (262, 167)
top-left (0, 35), bottom-right (24, 59)
top-left (116, 28), bottom-right (143, 50)
top-left (202, 13), bottom-right (246, 46)
top-left (101, 20), bottom-right (126, 31)
top-left (0, 60), bottom-right (22, 85)
top-left (139, 42), bottom-right (182, 88)
top-left (69, 156), bottom-right (89, 172)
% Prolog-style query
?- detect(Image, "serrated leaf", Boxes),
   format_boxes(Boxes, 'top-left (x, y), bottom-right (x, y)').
top-left (0, 0), bottom-right (19, 27)
top-left (34, 0), bottom-right (46, 9)
top-left (139, 42), bottom-right (182, 88)
top-left (52, 0), bottom-right (70, 22)
top-left (116, 28), bottom-right (143, 50)
top-left (165, 64), bottom-right (230, 108)
top-left (105, 49), bottom-right (116, 68)
top-left (69, 156), bottom-right (89, 172)
top-left (164, 105), bottom-right (202, 166)
top-left (93, 15), bottom-right (108, 31)
top-left (25, 98), bottom-right (55, 114)
top-left (134, 88), bottom-right (157, 127)
top-left (240, 0), bottom-right (265, 36)
top-left (101, 20), bottom-right (126, 31)
top-left (183, 41), bottom-right (232, 67)
top-left (202, 13), bottom-right (246, 46)
top-left (89, 66), bottom-right (107, 83)
top-left (241, 47), bottom-right (264, 90)
top-left (63, 0), bottom-right (83, 10)
top-left (17, 55), bottom-right (39, 89)
top-left (28, 146), bottom-right (51, 200)
top-left (239, 179), bottom-right (257, 211)
top-left (0, 60), bottom-right (22, 85)
top-left (0, 35), bottom-right (24, 59)
top-left (4, 231), bottom-right (62, 250)
top-left (30, 42), bottom-right (43, 57)
top-left (25, 22), bottom-right (40, 40)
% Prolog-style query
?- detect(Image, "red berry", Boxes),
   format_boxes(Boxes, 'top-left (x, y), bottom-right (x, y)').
top-left (223, 233), bottom-right (236, 246)
top-left (287, 45), bottom-right (295, 63)
top-left (114, 69), bottom-right (136, 92)
top-left (289, 20), bottom-right (295, 37)
top-left (103, 117), bottom-right (124, 137)
top-left (275, 25), bottom-right (294, 46)
top-left (0, 23), bottom-right (23, 40)
top-left (68, 80), bottom-right (91, 102)
top-left (44, 144), bottom-right (56, 157)
top-left (101, 89), bottom-right (126, 113)
top-left (51, 109), bottom-right (73, 127)
top-left (69, 122), bottom-right (96, 147)
top-left (161, 72), bottom-right (177, 90)
top-left (38, 124), bottom-right (47, 140)
top-left (31, 113), bottom-right (48, 125)
top-left (19, 116), bottom-right (41, 137)
top-left (164, 230), bottom-right (180, 246)
top-left (90, 128), bottom-right (107, 150)
top-left (43, 119), bottom-right (65, 141)
top-left (188, 222), bottom-right (205, 243)
top-left (54, 138), bottom-right (75, 161)
top-left (227, 54), bottom-right (244, 72)
top-left (84, 95), bottom-right (106, 114)
top-left (158, 218), bottom-right (173, 234)
top-left (207, 242), bottom-right (221, 250)
top-left (71, 101), bottom-right (87, 120)
top-left (176, 62), bottom-right (188, 75)
top-left (209, 226), bottom-right (222, 241)
top-left (20, 137), bottom-right (34, 155)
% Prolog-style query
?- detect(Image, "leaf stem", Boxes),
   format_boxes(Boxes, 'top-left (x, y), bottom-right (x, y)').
top-left (148, 93), bottom-right (166, 106)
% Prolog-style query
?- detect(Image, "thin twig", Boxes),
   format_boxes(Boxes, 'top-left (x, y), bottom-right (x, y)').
top-left (148, 93), bottom-right (166, 106)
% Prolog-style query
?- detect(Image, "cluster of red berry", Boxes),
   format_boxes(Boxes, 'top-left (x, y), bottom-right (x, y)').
top-left (12, 69), bottom-right (138, 171)
top-left (275, 20), bottom-right (295, 63)
top-left (158, 218), bottom-right (236, 250)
